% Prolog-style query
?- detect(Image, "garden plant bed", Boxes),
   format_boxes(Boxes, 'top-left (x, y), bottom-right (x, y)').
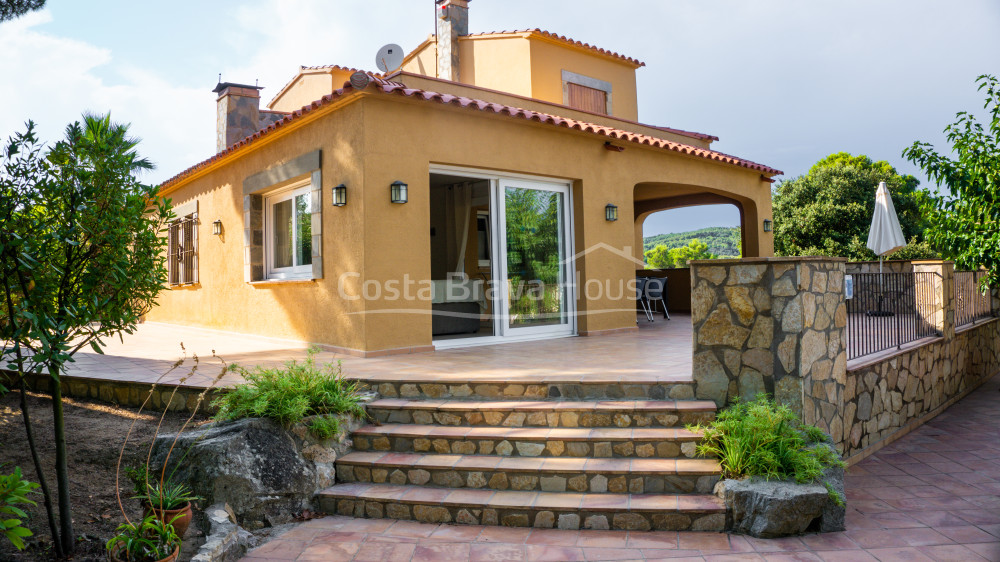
top-left (0, 390), bottom-right (208, 561)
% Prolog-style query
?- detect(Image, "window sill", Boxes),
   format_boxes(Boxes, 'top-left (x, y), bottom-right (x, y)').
top-left (169, 283), bottom-right (201, 290)
top-left (249, 278), bottom-right (317, 287)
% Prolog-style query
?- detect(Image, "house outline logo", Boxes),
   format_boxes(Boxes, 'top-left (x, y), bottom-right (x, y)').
top-left (562, 242), bottom-right (648, 270)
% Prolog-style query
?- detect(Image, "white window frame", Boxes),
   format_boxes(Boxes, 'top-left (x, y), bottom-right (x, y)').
top-left (264, 180), bottom-right (314, 280)
top-left (476, 210), bottom-right (491, 268)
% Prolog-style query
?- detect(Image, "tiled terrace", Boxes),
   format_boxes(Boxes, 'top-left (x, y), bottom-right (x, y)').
top-left (243, 372), bottom-right (1000, 561)
top-left (60, 315), bottom-right (693, 388)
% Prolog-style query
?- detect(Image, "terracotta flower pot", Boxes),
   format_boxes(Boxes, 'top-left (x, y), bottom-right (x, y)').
top-left (109, 544), bottom-right (179, 562)
top-left (143, 501), bottom-right (193, 537)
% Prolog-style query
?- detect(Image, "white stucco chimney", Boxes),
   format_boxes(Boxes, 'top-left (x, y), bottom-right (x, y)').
top-left (436, 0), bottom-right (469, 82)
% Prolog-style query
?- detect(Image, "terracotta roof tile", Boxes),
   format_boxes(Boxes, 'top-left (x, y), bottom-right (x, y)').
top-left (162, 74), bottom-right (779, 189)
top-left (465, 29), bottom-right (645, 67)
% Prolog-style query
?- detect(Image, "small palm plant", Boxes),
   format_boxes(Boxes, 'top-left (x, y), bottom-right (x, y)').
top-left (106, 515), bottom-right (180, 562)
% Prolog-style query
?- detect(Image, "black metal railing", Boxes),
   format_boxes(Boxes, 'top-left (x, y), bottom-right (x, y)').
top-left (845, 271), bottom-right (939, 360)
top-left (955, 270), bottom-right (992, 327)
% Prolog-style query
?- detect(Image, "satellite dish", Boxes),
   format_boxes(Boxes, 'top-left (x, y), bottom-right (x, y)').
top-left (375, 44), bottom-right (404, 73)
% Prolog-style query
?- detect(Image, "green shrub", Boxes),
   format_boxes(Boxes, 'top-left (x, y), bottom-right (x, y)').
top-left (106, 515), bottom-right (180, 561)
top-left (212, 348), bottom-right (366, 427)
top-left (0, 465), bottom-right (39, 550)
top-left (688, 394), bottom-right (846, 504)
top-left (308, 415), bottom-right (342, 439)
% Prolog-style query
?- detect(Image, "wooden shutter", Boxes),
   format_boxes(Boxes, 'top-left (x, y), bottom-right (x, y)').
top-left (168, 222), bottom-right (179, 285)
top-left (567, 83), bottom-right (608, 114)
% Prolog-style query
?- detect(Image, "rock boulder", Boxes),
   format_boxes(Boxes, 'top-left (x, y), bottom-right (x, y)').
top-left (149, 415), bottom-right (360, 529)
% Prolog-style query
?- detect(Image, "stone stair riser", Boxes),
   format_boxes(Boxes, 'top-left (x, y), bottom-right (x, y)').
top-left (336, 464), bottom-right (717, 494)
top-left (316, 496), bottom-right (725, 532)
top-left (352, 435), bottom-right (701, 458)
top-left (360, 381), bottom-right (697, 401)
top-left (369, 408), bottom-right (714, 428)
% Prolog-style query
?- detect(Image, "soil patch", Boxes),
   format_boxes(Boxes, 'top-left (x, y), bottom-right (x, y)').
top-left (0, 389), bottom-right (209, 561)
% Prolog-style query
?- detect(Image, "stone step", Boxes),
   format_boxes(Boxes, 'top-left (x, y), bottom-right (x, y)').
top-left (316, 483), bottom-right (725, 531)
top-left (356, 379), bottom-right (698, 402)
top-left (366, 398), bottom-right (716, 428)
top-left (336, 452), bottom-right (720, 494)
top-left (351, 424), bottom-right (704, 458)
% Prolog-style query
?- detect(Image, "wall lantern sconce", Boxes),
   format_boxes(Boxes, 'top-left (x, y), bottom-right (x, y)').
top-left (605, 203), bottom-right (618, 222)
top-left (332, 184), bottom-right (347, 206)
top-left (212, 219), bottom-right (223, 236)
top-left (763, 219), bottom-right (772, 232)
top-left (390, 180), bottom-right (408, 204)
top-left (604, 141), bottom-right (625, 152)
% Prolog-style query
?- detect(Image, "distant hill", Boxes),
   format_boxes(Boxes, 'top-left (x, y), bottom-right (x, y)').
top-left (643, 226), bottom-right (741, 257)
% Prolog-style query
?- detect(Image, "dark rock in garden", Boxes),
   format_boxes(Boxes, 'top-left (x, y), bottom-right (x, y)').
top-left (718, 461), bottom-right (846, 537)
top-left (149, 415), bottom-right (360, 529)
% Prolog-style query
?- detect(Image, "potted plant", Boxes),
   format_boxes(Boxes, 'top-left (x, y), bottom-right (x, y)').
top-left (126, 467), bottom-right (200, 537)
top-left (106, 515), bottom-right (181, 562)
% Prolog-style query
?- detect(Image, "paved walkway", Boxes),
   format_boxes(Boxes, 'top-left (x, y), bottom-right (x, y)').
top-left (60, 316), bottom-right (694, 388)
top-left (241, 374), bottom-right (1000, 561)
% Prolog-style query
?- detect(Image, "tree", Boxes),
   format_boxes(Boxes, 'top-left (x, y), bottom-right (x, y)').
top-left (0, 0), bottom-right (45, 22)
top-left (772, 152), bottom-right (936, 260)
top-left (903, 74), bottom-right (1000, 280)
top-left (0, 114), bottom-right (169, 556)
top-left (644, 239), bottom-right (716, 268)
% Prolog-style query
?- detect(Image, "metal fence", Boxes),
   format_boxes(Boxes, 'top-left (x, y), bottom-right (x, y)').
top-left (845, 271), bottom-right (939, 360)
top-left (955, 270), bottom-right (992, 327)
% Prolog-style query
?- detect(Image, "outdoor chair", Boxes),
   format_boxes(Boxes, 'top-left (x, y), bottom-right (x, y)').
top-left (643, 276), bottom-right (670, 320)
top-left (636, 277), bottom-right (653, 322)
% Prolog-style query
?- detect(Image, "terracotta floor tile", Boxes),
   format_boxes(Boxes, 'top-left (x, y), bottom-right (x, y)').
top-left (677, 531), bottom-right (730, 551)
top-left (965, 541), bottom-right (1000, 560)
top-left (580, 493), bottom-right (629, 511)
top-left (845, 529), bottom-right (911, 549)
top-left (384, 520), bottom-right (442, 538)
top-left (816, 551), bottom-right (879, 562)
top-left (583, 546), bottom-right (644, 560)
top-left (742, 535), bottom-right (806, 552)
top-left (951, 509), bottom-right (1000, 525)
top-left (412, 542), bottom-right (472, 562)
top-left (864, 546), bottom-right (936, 562)
top-left (311, 530), bottom-right (369, 543)
top-left (296, 541), bottom-right (361, 561)
top-left (353, 541), bottom-right (417, 561)
top-left (534, 492), bottom-right (584, 510)
top-left (443, 489), bottom-right (496, 507)
top-left (524, 544), bottom-right (586, 561)
top-left (919, 543), bottom-right (991, 561)
top-left (624, 531), bottom-right (679, 549)
top-left (906, 510), bottom-right (972, 528)
top-left (630, 494), bottom-right (678, 511)
top-left (576, 530), bottom-right (630, 548)
top-left (400, 487), bottom-right (452, 504)
top-left (487, 490), bottom-right (538, 508)
top-left (526, 528), bottom-right (581, 546)
top-left (245, 539), bottom-right (307, 560)
top-left (470, 542), bottom-right (526, 561)
top-left (427, 524), bottom-right (485, 542)
top-left (478, 526), bottom-right (533, 544)
top-left (867, 510), bottom-right (926, 528)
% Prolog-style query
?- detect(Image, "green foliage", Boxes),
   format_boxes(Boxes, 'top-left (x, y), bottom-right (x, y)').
top-left (688, 394), bottom-right (846, 505)
top-left (0, 0), bottom-right (45, 22)
top-left (212, 348), bottom-right (366, 427)
top-left (0, 466), bottom-right (39, 550)
top-left (133, 477), bottom-right (201, 511)
top-left (644, 239), bottom-right (718, 269)
top-left (106, 515), bottom-right (180, 562)
top-left (772, 152), bottom-right (936, 260)
top-left (308, 415), bottom-right (342, 440)
top-left (0, 114), bottom-right (168, 555)
top-left (903, 75), bottom-right (1000, 281)
top-left (504, 187), bottom-right (564, 324)
top-left (643, 226), bottom-right (742, 257)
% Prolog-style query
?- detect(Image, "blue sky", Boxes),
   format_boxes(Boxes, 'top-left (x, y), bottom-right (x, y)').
top-left (2, 0), bottom-right (998, 236)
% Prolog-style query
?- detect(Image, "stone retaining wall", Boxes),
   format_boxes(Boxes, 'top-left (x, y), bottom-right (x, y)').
top-left (690, 257), bottom-right (999, 462)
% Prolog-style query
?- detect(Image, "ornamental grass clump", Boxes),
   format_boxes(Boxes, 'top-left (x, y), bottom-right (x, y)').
top-left (212, 348), bottom-right (366, 430)
top-left (688, 393), bottom-right (846, 505)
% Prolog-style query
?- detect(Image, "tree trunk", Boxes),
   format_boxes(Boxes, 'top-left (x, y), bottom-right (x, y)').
top-left (18, 380), bottom-right (64, 558)
top-left (49, 366), bottom-right (74, 555)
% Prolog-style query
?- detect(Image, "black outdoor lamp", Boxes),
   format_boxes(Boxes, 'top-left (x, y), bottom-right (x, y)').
top-left (390, 180), bottom-right (408, 204)
top-left (763, 219), bottom-right (773, 232)
top-left (212, 219), bottom-right (223, 236)
top-left (605, 203), bottom-right (618, 222)
top-left (332, 183), bottom-right (347, 206)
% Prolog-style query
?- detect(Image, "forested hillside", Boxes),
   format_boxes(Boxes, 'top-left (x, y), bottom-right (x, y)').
top-left (643, 226), bottom-right (741, 257)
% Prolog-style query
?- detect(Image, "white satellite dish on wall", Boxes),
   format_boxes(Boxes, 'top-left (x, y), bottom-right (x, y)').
top-left (375, 44), bottom-right (404, 73)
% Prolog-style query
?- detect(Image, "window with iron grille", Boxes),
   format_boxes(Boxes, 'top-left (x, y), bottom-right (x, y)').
top-left (168, 213), bottom-right (198, 285)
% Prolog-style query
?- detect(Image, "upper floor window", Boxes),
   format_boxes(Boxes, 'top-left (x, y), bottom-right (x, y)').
top-left (562, 70), bottom-right (613, 115)
top-left (265, 181), bottom-right (313, 279)
top-left (168, 202), bottom-right (198, 286)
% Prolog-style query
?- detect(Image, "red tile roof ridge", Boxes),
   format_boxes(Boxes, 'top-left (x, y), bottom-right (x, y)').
top-left (162, 75), bottom-right (779, 190)
top-left (464, 29), bottom-right (645, 67)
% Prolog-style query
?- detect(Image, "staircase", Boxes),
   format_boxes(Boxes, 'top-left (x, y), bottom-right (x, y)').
top-left (316, 379), bottom-right (725, 531)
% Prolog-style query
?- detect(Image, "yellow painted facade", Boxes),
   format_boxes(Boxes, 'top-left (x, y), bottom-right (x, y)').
top-left (149, 30), bottom-right (777, 355)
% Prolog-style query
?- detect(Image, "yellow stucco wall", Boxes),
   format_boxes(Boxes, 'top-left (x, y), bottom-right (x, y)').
top-left (151, 91), bottom-right (773, 353)
top-left (527, 37), bottom-right (639, 121)
top-left (269, 68), bottom-right (356, 113)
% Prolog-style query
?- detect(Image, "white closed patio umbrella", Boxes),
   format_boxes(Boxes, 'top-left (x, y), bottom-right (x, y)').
top-left (866, 181), bottom-right (907, 315)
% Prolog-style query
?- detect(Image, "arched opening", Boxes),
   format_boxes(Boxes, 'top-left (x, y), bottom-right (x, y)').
top-left (632, 182), bottom-right (760, 313)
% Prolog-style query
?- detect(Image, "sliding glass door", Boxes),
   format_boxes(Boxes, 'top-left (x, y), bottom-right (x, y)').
top-left (496, 178), bottom-right (574, 338)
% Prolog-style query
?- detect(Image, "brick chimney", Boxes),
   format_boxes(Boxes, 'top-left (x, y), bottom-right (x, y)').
top-left (213, 81), bottom-right (263, 152)
top-left (436, 0), bottom-right (469, 82)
